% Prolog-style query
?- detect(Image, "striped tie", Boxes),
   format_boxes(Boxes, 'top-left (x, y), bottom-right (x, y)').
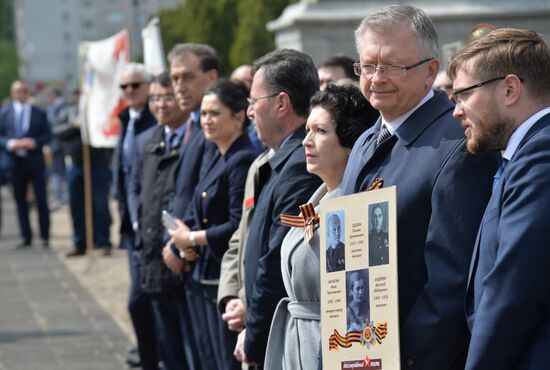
top-left (377, 124), bottom-right (393, 146)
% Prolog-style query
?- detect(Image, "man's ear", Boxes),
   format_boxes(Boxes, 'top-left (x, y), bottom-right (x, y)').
top-left (503, 74), bottom-right (522, 106)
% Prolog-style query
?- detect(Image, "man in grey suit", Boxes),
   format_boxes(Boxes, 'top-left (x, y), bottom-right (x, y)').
top-left (449, 28), bottom-right (550, 370)
top-left (341, 5), bottom-right (500, 369)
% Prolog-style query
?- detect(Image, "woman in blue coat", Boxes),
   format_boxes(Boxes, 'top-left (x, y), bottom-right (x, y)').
top-left (168, 79), bottom-right (256, 370)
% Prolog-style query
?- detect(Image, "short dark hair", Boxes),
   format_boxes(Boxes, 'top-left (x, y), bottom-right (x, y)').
top-left (151, 71), bottom-right (172, 88)
top-left (309, 84), bottom-right (379, 149)
top-left (319, 54), bottom-right (358, 81)
top-left (168, 43), bottom-right (220, 73)
top-left (252, 49), bottom-right (319, 118)
top-left (204, 79), bottom-right (250, 127)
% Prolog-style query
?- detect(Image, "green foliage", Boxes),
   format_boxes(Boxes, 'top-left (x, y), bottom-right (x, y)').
top-left (159, 0), bottom-right (295, 76)
top-left (0, 0), bottom-right (17, 100)
top-left (0, 40), bottom-right (18, 100)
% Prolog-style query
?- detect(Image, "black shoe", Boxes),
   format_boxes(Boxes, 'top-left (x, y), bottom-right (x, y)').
top-left (15, 241), bottom-right (31, 249)
top-left (42, 240), bottom-right (50, 248)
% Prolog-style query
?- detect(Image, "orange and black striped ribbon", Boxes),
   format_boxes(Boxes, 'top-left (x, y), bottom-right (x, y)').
top-left (280, 203), bottom-right (319, 244)
top-left (366, 177), bottom-right (384, 191)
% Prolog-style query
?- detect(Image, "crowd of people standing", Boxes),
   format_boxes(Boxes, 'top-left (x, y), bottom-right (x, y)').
top-left (1, 4), bottom-right (550, 370)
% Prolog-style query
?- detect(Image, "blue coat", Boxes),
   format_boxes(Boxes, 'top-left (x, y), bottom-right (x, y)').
top-left (342, 90), bottom-right (500, 370)
top-left (465, 112), bottom-right (550, 370)
top-left (184, 134), bottom-right (257, 282)
top-left (243, 125), bottom-right (323, 364)
top-left (0, 105), bottom-right (51, 172)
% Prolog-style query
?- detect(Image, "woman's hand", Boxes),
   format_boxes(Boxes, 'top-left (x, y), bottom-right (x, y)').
top-left (168, 218), bottom-right (191, 249)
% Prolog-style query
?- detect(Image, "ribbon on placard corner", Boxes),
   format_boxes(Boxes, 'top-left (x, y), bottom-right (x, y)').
top-left (366, 177), bottom-right (384, 191)
top-left (280, 203), bottom-right (319, 244)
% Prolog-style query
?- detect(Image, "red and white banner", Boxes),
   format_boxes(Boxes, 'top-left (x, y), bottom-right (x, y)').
top-left (79, 29), bottom-right (129, 148)
top-left (142, 17), bottom-right (166, 75)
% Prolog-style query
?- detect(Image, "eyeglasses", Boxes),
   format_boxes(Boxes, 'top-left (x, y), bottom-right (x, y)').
top-left (119, 82), bottom-right (144, 90)
top-left (353, 58), bottom-right (434, 78)
top-left (452, 76), bottom-right (506, 107)
top-left (247, 92), bottom-right (280, 107)
top-left (149, 94), bottom-right (176, 103)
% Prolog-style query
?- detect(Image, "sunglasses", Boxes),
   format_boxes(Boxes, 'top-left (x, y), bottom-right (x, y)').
top-left (119, 82), bottom-right (144, 90)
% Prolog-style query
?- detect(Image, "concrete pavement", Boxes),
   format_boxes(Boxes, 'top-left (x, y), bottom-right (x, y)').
top-left (0, 185), bottom-right (133, 370)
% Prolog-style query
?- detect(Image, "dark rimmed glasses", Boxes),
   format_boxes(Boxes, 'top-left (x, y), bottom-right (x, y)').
top-left (452, 76), bottom-right (507, 107)
top-left (353, 58), bottom-right (434, 78)
top-left (119, 82), bottom-right (144, 90)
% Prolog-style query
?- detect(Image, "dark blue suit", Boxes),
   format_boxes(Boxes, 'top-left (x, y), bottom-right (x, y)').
top-left (465, 112), bottom-right (550, 370)
top-left (342, 90), bottom-right (500, 370)
top-left (0, 104), bottom-right (51, 244)
top-left (184, 133), bottom-right (256, 370)
top-left (243, 126), bottom-right (322, 365)
top-left (113, 105), bottom-right (157, 370)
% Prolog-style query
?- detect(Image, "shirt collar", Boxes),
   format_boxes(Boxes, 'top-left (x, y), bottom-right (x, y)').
top-left (129, 107), bottom-right (143, 120)
top-left (381, 89), bottom-right (434, 134)
top-left (503, 106), bottom-right (550, 160)
top-left (191, 110), bottom-right (200, 124)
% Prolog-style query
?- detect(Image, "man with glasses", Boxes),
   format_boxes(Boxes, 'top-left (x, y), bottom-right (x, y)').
top-left (128, 71), bottom-right (197, 370)
top-left (112, 62), bottom-right (158, 369)
top-left (449, 28), bottom-right (550, 370)
top-left (342, 5), bottom-right (499, 369)
top-left (234, 49), bottom-right (322, 368)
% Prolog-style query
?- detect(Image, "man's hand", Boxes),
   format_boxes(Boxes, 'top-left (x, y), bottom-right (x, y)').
top-left (234, 329), bottom-right (257, 366)
top-left (222, 298), bottom-right (247, 332)
top-left (162, 242), bottom-right (186, 273)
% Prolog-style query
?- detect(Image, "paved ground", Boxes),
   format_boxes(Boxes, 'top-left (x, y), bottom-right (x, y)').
top-left (0, 185), bottom-right (134, 370)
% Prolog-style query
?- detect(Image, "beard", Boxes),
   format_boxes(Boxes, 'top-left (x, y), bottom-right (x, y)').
top-left (464, 103), bottom-right (514, 154)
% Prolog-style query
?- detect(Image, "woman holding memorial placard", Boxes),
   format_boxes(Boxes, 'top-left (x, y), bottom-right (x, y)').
top-left (264, 83), bottom-right (378, 370)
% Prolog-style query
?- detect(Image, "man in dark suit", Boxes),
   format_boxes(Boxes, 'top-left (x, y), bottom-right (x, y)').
top-left (0, 80), bottom-right (51, 248)
top-left (341, 5), bottom-right (500, 369)
top-left (235, 49), bottom-right (322, 368)
top-left (326, 213), bottom-right (345, 272)
top-left (369, 204), bottom-right (388, 266)
top-left (448, 28), bottom-right (550, 370)
top-left (110, 63), bottom-right (158, 369)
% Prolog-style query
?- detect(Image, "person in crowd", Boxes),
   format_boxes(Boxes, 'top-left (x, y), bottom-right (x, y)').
top-left (112, 62), bottom-right (158, 369)
top-left (264, 83), bottom-right (378, 370)
top-left (233, 48), bottom-right (323, 369)
top-left (128, 71), bottom-right (197, 370)
top-left (52, 89), bottom-right (112, 258)
top-left (433, 70), bottom-right (453, 101)
top-left (341, 5), bottom-right (500, 369)
top-left (318, 54), bottom-right (358, 91)
top-left (0, 80), bottom-right (51, 248)
top-left (160, 42), bottom-right (219, 370)
top-left (448, 28), bottom-right (550, 370)
top-left (45, 87), bottom-right (67, 210)
top-left (346, 270), bottom-right (369, 332)
top-left (369, 204), bottom-right (389, 266)
top-left (167, 79), bottom-right (256, 370)
top-left (231, 64), bottom-right (264, 154)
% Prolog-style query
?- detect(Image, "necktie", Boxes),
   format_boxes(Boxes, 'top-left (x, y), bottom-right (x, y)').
top-left (166, 131), bottom-right (178, 152)
top-left (122, 117), bottom-right (136, 172)
top-left (16, 108), bottom-right (25, 137)
top-left (492, 158), bottom-right (509, 192)
top-left (183, 120), bottom-right (192, 144)
top-left (377, 124), bottom-right (393, 146)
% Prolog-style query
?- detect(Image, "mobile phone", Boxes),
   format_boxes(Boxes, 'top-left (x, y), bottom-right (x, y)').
top-left (162, 210), bottom-right (178, 230)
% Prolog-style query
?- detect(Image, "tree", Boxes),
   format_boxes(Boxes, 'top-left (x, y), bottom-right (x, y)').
top-left (159, 0), bottom-right (295, 76)
top-left (0, 0), bottom-right (18, 100)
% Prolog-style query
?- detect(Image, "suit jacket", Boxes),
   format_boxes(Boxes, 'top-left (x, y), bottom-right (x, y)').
top-left (217, 150), bottom-right (270, 313)
top-left (184, 134), bottom-right (257, 282)
top-left (112, 106), bottom-right (157, 234)
top-left (243, 125), bottom-right (323, 364)
top-left (167, 118), bottom-right (216, 223)
top-left (341, 90), bottom-right (500, 370)
top-left (0, 104), bottom-right (51, 172)
top-left (464, 112), bottom-right (550, 370)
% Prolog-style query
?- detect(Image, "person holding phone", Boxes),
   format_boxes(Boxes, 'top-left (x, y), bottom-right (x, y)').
top-left (167, 79), bottom-right (256, 370)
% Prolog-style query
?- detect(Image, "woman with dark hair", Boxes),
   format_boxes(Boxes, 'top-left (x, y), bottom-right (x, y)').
top-left (347, 270), bottom-right (370, 332)
top-left (167, 79), bottom-right (257, 370)
top-left (264, 83), bottom-right (379, 370)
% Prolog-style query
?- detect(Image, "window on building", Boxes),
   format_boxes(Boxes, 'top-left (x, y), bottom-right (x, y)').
top-left (106, 11), bottom-right (124, 23)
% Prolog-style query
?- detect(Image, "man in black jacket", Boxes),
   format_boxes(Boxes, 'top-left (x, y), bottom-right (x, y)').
top-left (235, 49), bottom-right (323, 368)
top-left (112, 63), bottom-right (158, 369)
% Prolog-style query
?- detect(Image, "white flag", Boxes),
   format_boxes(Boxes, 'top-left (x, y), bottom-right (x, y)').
top-left (79, 30), bottom-right (129, 148)
top-left (142, 17), bottom-right (166, 75)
